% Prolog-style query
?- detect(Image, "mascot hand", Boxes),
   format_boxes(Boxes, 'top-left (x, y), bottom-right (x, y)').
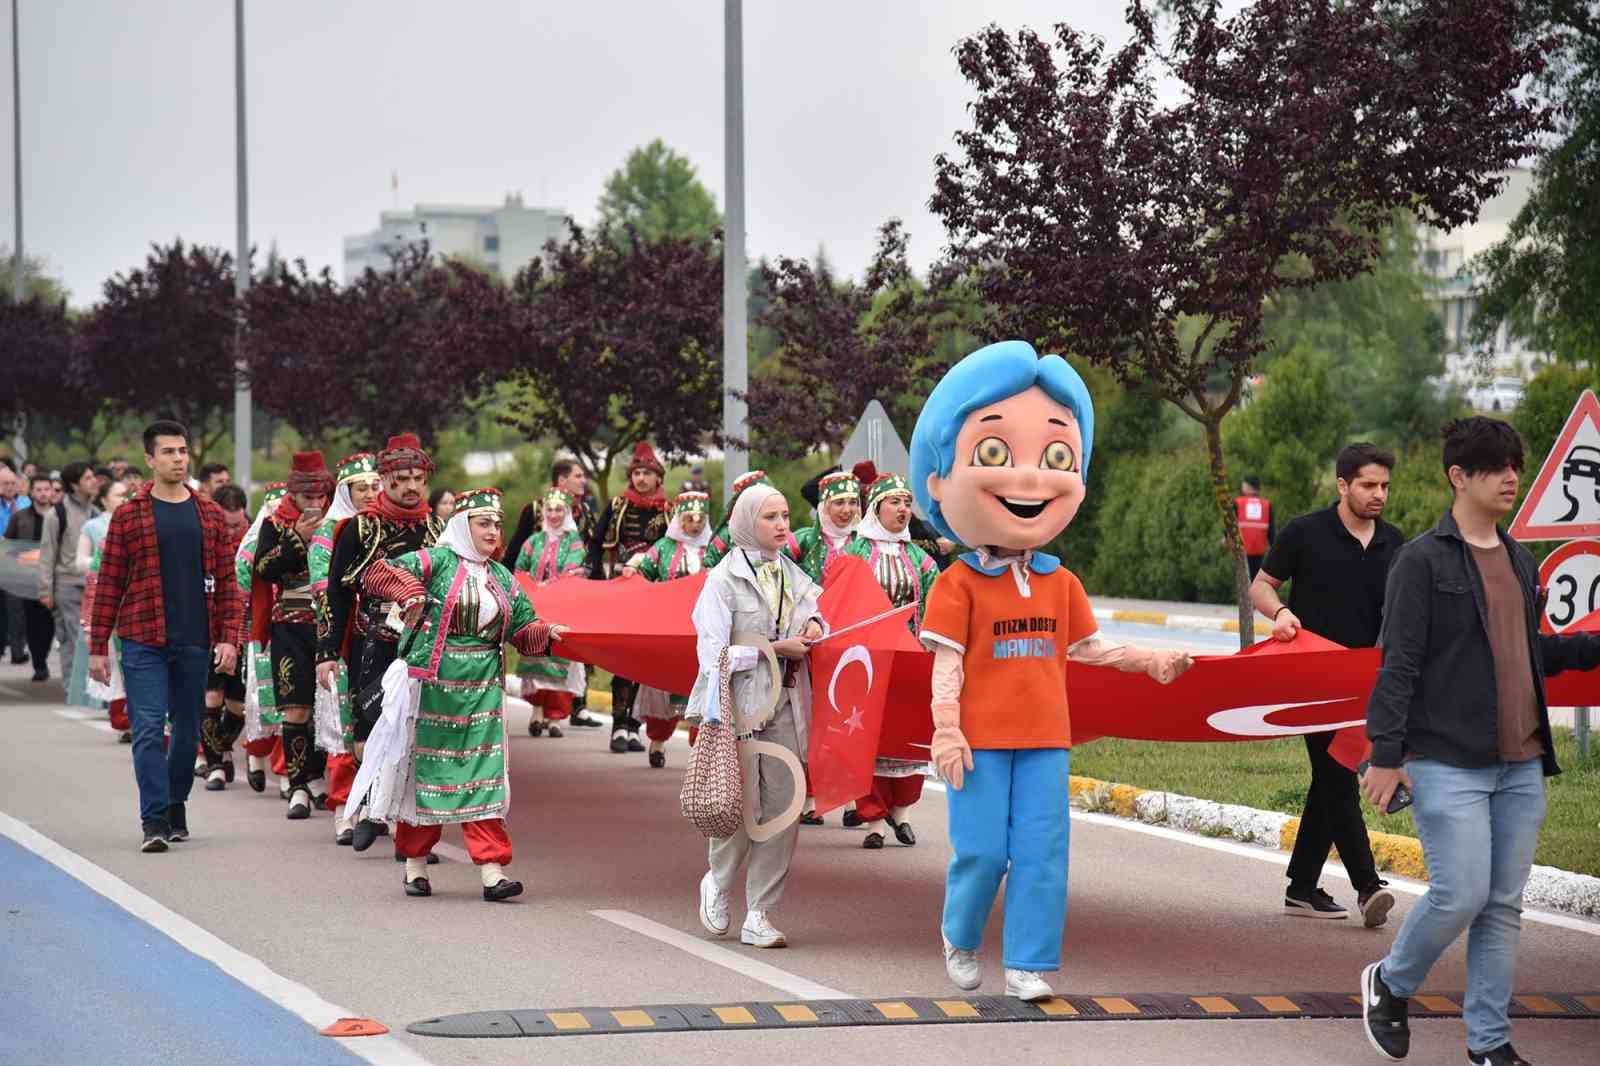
top-left (1147, 649), bottom-right (1193, 685)
top-left (931, 698), bottom-right (973, 790)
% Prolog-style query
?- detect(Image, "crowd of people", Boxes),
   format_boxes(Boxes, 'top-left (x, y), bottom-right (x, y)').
top-left (3, 337), bottom-right (1579, 1066)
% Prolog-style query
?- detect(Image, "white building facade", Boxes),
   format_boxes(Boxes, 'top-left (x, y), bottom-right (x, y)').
top-left (343, 194), bottom-right (567, 283)
top-left (1418, 168), bottom-right (1549, 411)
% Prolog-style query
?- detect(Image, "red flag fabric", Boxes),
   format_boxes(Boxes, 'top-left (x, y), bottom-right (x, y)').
top-left (806, 558), bottom-right (916, 812)
top-left (518, 571), bottom-right (707, 693)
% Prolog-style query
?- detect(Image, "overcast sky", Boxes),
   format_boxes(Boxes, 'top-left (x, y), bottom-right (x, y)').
top-left (0, 1), bottom-right (1162, 308)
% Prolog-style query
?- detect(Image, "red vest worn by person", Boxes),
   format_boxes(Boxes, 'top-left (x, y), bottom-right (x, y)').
top-left (1235, 495), bottom-right (1271, 556)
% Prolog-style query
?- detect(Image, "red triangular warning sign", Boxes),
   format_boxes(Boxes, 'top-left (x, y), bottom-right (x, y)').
top-left (1509, 390), bottom-right (1600, 542)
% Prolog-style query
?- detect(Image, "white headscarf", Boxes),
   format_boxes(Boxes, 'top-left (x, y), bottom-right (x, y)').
top-left (324, 479), bottom-right (369, 526)
top-left (439, 510), bottom-right (490, 564)
top-left (856, 493), bottom-right (911, 550)
top-left (667, 510), bottom-right (713, 549)
top-left (818, 510), bottom-right (857, 544)
top-left (729, 483), bottom-right (784, 561)
top-left (542, 500), bottom-right (577, 535)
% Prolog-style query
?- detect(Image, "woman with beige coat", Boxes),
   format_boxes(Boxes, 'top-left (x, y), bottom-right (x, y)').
top-left (685, 483), bottom-right (825, 948)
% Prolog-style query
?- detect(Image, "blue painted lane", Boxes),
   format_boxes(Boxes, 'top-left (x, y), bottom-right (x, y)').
top-left (0, 836), bottom-right (363, 1066)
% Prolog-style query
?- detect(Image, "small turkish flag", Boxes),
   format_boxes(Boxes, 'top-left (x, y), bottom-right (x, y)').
top-left (807, 558), bottom-right (915, 813)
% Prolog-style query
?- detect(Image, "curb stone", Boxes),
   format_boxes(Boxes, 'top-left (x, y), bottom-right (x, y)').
top-left (1092, 606), bottom-right (1274, 638)
top-left (1067, 774), bottom-right (1600, 919)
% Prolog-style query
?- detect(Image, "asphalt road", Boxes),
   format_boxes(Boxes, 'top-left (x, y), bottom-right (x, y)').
top-left (1, 626), bottom-right (1596, 1066)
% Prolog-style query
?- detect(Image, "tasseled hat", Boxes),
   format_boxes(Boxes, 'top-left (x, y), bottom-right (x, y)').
top-left (453, 487), bottom-right (503, 519)
top-left (865, 473), bottom-right (913, 513)
top-left (851, 460), bottom-right (878, 487)
top-left (673, 490), bottom-right (710, 515)
top-left (721, 469), bottom-right (770, 522)
top-left (818, 471), bottom-right (860, 503)
top-left (286, 451), bottom-right (334, 496)
top-left (627, 441), bottom-right (665, 476)
top-left (334, 452), bottom-right (378, 485)
top-left (262, 481), bottom-right (288, 506)
top-left (378, 432), bottom-right (435, 475)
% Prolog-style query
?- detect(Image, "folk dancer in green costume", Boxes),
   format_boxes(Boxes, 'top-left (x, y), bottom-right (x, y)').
top-left (702, 469), bottom-right (801, 569)
top-left (791, 471), bottom-right (860, 583)
top-left (513, 488), bottom-right (588, 738)
top-left (308, 452), bottom-right (381, 844)
top-left (354, 487), bottom-right (568, 901)
top-left (234, 481), bottom-right (287, 795)
top-left (841, 473), bottom-right (939, 849)
top-left (622, 489), bottom-right (711, 768)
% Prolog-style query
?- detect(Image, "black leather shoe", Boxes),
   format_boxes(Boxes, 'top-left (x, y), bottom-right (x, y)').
top-left (649, 750), bottom-right (666, 769)
top-left (312, 792), bottom-right (329, 811)
top-left (887, 817), bottom-right (916, 847)
top-left (626, 734), bottom-right (646, 753)
top-left (800, 810), bottom-right (824, 826)
top-left (862, 832), bottom-right (885, 850)
top-left (118, 731), bottom-right (133, 744)
top-left (571, 711), bottom-right (603, 728)
top-left (842, 809), bottom-right (863, 828)
top-left (394, 852), bottom-right (440, 865)
top-left (351, 819), bottom-right (384, 851)
top-left (546, 725), bottom-right (563, 738)
top-left (528, 720), bottom-right (545, 737)
top-left (223, 759), bottom-right (235, 783)
top-left (483, 878), bottom-right (524, 902)
top-left (404, 876), bottom-right (432, 897)
top-left (336, 828), bottom-right (354, 846)
top-left (610, 733), bottom-right (630, 753)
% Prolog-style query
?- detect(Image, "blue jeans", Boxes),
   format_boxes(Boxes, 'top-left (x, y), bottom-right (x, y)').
top-left (942, 748), bottom-right (1071, 972)
top-left (1380, 757), bottom-right (1546, 1053)
top-left (121, 640), bottom-right (210, 831)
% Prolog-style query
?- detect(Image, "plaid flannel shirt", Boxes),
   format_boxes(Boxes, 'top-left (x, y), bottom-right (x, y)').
top-left (88, 484), bottom-right (242, 656)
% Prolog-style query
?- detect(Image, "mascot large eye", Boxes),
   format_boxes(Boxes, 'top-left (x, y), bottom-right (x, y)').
top-left (1041, 441), bottom-right (1077, 472)
top-left (973, 437), bottom-right (1013, 468)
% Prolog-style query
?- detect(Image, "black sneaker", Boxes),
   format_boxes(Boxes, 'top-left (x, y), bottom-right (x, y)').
top-left (1359, 881), bottom-right (1396, 928)
top-left (167, 804), bottom-right (189, 843)
top-left (1468, 1044), bottom-right (1531, 1066)
top-left (1361, 961), bottom-right (1409, 1060)
top-left (141, 830), bottom-right (169, 853)
top-left (1285, 885), bottom-right (1349, 919)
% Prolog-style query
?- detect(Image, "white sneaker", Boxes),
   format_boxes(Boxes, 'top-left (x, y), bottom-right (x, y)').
top-left (943, 935), bottom-right (982, 990)
top-left (740, 910), bottom-right (786, 948)
top-left (1004, 968), bottom-right (1054, 1002)
top-left (698, 871), bottom-right (730, 937)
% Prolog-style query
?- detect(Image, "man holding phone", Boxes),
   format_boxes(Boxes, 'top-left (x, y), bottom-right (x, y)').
top-left (88, 421), bottom-right (241, 852)
top-left (1359, 418), bottom-right (1600, 1066)
top-left (250, 452), bottom-right (334, 820)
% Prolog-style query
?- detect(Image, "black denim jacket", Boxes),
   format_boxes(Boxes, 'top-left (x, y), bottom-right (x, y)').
top-left (1366, 509), bottom-right (1600, 776)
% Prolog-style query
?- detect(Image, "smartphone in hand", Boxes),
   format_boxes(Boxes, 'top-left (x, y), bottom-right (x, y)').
top-left (1357, 760), bottom-right (1414, 814)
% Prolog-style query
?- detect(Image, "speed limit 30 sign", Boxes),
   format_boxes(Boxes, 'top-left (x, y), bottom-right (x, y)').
top-left (1538, 539), bottom-right (1600, 634)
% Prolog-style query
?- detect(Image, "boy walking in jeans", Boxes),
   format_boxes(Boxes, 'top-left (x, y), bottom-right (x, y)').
top-left (89, 421), bottom-right (240, 852)
top-left (1360, 418), bottom-right (1600, 1066)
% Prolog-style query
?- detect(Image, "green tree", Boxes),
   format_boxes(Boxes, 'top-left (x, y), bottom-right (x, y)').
top-left (595, 139), bottom-right (721, 247)
top-left (0, 247), bottom-right (70, 305)
top-left (1472, 2), bottom-right (1600, 363)
top-left (1226, 347), bottom-right (1353, 522)
top-left (1513, 361), bottom-right (1595, 464)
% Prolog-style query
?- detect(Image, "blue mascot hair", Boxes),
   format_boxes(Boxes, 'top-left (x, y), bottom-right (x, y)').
top-left (910, 340), bottom-right (1096, 544)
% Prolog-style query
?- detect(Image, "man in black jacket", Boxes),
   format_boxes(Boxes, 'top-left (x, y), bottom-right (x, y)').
top-left (1359, 418), bottom-right (1600, 1066)
top-left (4, 475), bottom-right (57, 680)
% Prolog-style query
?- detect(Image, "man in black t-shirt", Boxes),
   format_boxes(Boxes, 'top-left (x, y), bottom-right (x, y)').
top-left (1250, 442), bottom-right (1403, 928)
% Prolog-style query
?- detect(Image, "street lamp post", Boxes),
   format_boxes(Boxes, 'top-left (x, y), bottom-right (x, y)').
top-left (233, 0), bottom-right (252, 488)
top-left (11, 0), bottom-right (21, 306)
top-left (721, 0), bottom-right (748, 500)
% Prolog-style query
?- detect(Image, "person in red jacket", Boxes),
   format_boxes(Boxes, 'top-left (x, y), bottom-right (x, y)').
top-left (88, 420), bottom-right (242, 853)
top-left (1235, 475), bottom-right (1275, 579)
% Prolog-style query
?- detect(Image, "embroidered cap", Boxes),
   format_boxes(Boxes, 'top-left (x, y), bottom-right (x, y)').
top-left (334, 452), bottom-right (379, 485)
top-left (866, 473), bottom-right (913, 512)
top-left (818, 472), bottom-right (861, 503)
top-left (454, 487), bottom-right (503, 519)
top-left (673, 490), bottom-right (710, 515)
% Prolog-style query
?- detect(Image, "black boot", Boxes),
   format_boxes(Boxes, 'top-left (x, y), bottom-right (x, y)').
top-left (281, 722), bottom-right (313, 820)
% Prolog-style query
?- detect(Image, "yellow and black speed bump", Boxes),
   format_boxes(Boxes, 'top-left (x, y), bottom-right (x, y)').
top-left (407, 991), bottom-right (1600, 1038)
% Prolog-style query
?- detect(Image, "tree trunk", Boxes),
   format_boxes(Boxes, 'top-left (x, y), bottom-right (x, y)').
top-left (1202, 413), bottom-right (1254, 651)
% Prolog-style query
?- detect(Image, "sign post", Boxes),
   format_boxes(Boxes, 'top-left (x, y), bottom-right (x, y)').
top-left (1514, 390), bottom-right (1600, 762)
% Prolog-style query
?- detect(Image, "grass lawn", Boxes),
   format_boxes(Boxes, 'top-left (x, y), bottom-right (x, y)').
top-left (1069, 728), bottom-right (1600, 878)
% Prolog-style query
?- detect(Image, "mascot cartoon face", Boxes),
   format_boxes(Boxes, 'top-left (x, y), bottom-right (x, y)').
top-left (911, 340), bottom-right (1095, 552)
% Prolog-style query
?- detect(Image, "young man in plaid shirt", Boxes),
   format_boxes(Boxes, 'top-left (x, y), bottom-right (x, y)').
top-left (89, 421), bottom-right (241, 852)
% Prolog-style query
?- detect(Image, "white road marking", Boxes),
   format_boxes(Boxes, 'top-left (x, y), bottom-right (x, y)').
top-left (0, 811), bottom-right (435, 1065)
top-left (52, 707), bottom-right (116, 733)
top-left (922, 779), bottom-right (1600, 938)
top-left (590, 908), bottom-right (852, 1001)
